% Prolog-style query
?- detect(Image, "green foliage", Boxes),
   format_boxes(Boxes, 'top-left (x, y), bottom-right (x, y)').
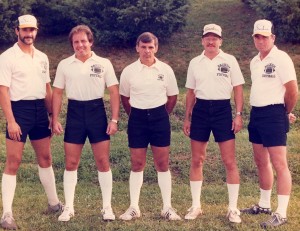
top-left (76, 0), bottom-right (189, 46)
top-left (31, 0), bottom-right (77, 36)
top-left (0, 0), bottom-right (34, 44)
top-left (242, 0), bottom-right (300, 43)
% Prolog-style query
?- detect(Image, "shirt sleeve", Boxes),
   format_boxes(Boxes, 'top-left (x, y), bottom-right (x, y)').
top-left (119, 67), bottom-right (130, 97)
top-left (166, 65), bottom-right (179, 96)
top-left (53, 61), bottom-right (66, 89)
top-left (0, 53), bottom-right (12, 87)
top-left (230, 56), bottom-right (245, 87)
top-left (104, 59), bottom-right (119, 87)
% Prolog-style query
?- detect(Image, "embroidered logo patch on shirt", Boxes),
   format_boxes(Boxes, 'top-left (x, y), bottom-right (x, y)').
top-left (217, 63), bottom-right (230, 77)
top-left (263, 63), bottom-right (276, 78)
top-left (90, 64), bottom-right (104, 78)
top-left (157, 74), bottom-right (164, 81)
top-left (40, 61), bottom-right (47, 74)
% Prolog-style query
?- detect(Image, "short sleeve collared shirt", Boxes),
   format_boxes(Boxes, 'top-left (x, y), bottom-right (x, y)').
top-left (250, 46), bottom-right (297, 106)
top-left (185, 50), bottom-right (245, 100)
top-left (53, 52), bottom-right (118, 101)
top-left (0, 43), bottom-right (50, 101)
top-left (119, 58), bottom-right (179, 109)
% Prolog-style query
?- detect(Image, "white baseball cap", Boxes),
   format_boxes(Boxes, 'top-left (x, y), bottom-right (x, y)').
top-left (203, 24), bottom-right (222, 37)
top-left (253, 19), bottom-right (273, 36)
top-left (18, 14), bottom-right (38, 29)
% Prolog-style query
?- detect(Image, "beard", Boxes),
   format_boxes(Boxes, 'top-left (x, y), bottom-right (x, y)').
top-left (19, 35), bottom-right (35, 45)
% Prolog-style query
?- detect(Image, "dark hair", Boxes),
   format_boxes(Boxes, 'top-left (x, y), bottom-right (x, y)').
top-left (136, 32), bottom-right (158, 47)
top-left (69, 25), bottom-right (94, 46)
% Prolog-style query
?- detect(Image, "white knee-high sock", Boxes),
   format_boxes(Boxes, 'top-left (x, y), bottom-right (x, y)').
top-left (158, 170), bottom-right (172, 210)
top-left (259, 188), bottom-right (272, 208)
top-left (129, 171), bottom-right (143, 209)
top-left (190, 181), bottom-right (202, 208)
top-left (2, 174), bottom-right (16, 216)
top-left (98, 169), bottom-right (113, 209)
top-left (227, 183), bottom-right (240, 211)
top-left (63, 170), bottom-right (77, 210)
top-left (38, 166), bottom-right (59, 206)
top-left (276, 195), bottom-right (290, 218)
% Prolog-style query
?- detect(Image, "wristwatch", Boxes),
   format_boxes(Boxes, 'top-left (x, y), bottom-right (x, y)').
top-left (236, 112), bottom-right (242, 116)
top-left (111, 119), bottom-right (118, 124)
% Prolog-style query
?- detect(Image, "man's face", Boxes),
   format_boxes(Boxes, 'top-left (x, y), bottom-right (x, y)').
top-left (253, 34), bottom-right (275, 53)
top-left (72, 31), bottom-right (92, 60)
top-left (16, 27), bottom-right (37, 45)
top-left (136, 40), bottom-right (158, 65)
top-left (201, 33), bottom-right (222, 54)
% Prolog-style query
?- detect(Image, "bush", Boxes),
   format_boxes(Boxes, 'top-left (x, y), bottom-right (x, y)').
top-left (77, 0), bottom-right (189, 46)
top-left (31, 0), bottom-right (77, 36)
top-left (242, 0), bottom-right (300, 43)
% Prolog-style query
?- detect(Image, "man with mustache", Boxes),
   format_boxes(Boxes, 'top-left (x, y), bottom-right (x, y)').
top-left (0, 14), bottom-right (62, 230)
top-left (183, 24), bottom-right (244, 223)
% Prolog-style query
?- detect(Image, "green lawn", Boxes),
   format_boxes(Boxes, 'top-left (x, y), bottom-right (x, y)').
top-left (0, 0), bottom-right (300, 230)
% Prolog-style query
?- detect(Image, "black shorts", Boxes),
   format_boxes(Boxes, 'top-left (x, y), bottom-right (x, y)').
top-left (190, 99), bottom-right (234, 142)
top-left (127, 105), bottom-right (170, 148)
top-left (6, 99), bottom-right (51, 143)
top-left (64, 98), bottom-right (109, 144)
top-left (248, 104), bottom-right (289, 147)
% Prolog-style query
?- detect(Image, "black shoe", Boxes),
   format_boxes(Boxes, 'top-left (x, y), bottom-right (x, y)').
top-left (241, 204), bottom-right (272, 215)
top-left (260, 213), bottom-right (287, 229)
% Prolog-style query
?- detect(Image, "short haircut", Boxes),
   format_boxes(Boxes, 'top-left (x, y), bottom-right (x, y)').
top-left (136, 32), bottom-right (158, 47)
top-left (69, 25), bottom-right (94, 46)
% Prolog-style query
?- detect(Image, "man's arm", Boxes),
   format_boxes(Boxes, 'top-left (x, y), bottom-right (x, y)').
top-left (51, 87), bottom-right (64, 135)
top-left (232, 84), bottom-right (243, 133)
top-left (106, 84), bottom-right (120, 135)
top-left (0, 85), bottom-right (22, 140)
top-left (121, 95), bottom-right (131, 116)
top-left (44, 83), bottom-right (52, 114)
top-left (183, 89), bottom-right (196, 137)
top-left (284, 80), bottom-right (298, 114)
top-left (165, 95), bottom-right (177, 114)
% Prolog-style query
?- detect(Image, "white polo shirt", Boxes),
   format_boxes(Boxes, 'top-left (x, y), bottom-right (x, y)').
top-left (119, 58), bottom-right (179, 109)
top-left (250, 46), bottom-right (297, 107)
top-left (0, 43), bottom-right (50, 101)
top-left (185, 50), bottom-right (245, 100)
top-left (53, 52), bottom-right (118, 101)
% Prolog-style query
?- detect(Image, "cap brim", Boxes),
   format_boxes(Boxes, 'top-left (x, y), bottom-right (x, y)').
top-left (19, 24), bottom-right (38, 29)
top-left (203, 31), bottom-right (222, 37)
top-left (252, 32), bottom-right (272, 36)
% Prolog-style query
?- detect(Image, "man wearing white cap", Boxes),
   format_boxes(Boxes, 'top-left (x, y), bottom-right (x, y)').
top-left (0, 14), bottom-right (62, 229)
top-left (241, 19), bottom-right (298, 229)
top-left (183, 23), bottom-right (244, 223)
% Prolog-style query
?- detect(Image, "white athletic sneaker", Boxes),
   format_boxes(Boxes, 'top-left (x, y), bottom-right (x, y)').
top-left (58, 207), bottom-right (74, 222)
top-left (119, 207), bottom-right (141, 221)
top-left (184, 207), bottom-right (203, 220)
top-left (101, 207), bottom-right (115, 221)
top-left (227, 209), bottom-right (241, 223)
top-left (161, 207), bottom-right (181, 221)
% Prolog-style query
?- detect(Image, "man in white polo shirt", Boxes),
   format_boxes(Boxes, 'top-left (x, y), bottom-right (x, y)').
top-left (0, 14), bottom-right (62, 230)
top-left (183, 24), bottom-right (244, 223)
top-left (119, 32), bottom-right (181, 221)
top-left (52, 25), bottom-right (119, 222)
top-left (241, 19), bottom-right (298, 229)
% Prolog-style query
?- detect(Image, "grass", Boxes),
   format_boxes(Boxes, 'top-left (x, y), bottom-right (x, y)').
top-left (0, 0), bottom-right (300, 230)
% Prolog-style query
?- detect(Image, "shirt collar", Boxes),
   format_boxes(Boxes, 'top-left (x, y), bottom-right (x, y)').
top-left (253, 45), bottom-right (278, 61)
top-left (198, 49), bottom-right (226, 61)
top-left (13, 42), bottom-right (37, 58)
top-left (136, 57), bottom-right (160, 72)
top-left (67, 51), bottom-right (96, 64)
